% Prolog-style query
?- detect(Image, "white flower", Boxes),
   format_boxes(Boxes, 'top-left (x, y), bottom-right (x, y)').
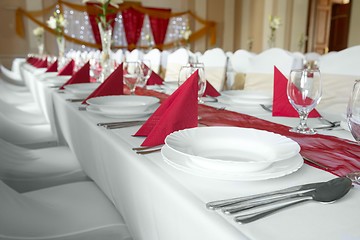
top-left (57, 14), bottom-right (68, 28)
top-left (33, 27), bottom-right (44, 36)
top-left (182, 29), bottom-right (192, 41)
top-left (269, 15), bottom-right (281, 30)
top-left (47, 16), bottom-right (57, 29)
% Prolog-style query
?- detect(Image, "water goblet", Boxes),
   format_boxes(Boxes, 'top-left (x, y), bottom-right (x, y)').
top-left (347, 79), bottom-right (360, 141)
top-left (287, 68), bottom-right (322, 134)
top-left (137, 59), bottom-right (152, 88)
top-left (123, 61), bottom-right (140, 95)
top-left (178, 63), bottom-right (206, 103)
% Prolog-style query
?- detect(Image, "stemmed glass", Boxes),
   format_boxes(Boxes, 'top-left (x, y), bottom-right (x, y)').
top-left (287, 68), bottom-right (322, 134)
top-left (123, 61), bottom-right (140, 95)
top-left (347, 79), bottom-right (360, 141)
top-left (137, 59), bottom-right (152, 88)
top-left (178, 63), bottom-right (206, 103)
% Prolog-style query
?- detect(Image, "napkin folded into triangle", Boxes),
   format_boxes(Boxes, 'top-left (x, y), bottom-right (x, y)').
top-left (134, 70), bottom-right (199, 147)
top-left (57, 60), bottom-right (75, 76)
top-left (34, 59), bottom-right (48, 68)
top-left (45, 60), bottom-right (58, 72)
top-left (146, 70), bottom-right (164, 85)
top-left (82, 63), bottom-right (124, 104)
top-left (59, 62), bottom-right (90, 90)
top-left (203, 80), bottom-right (220, 97)
top-left (272, 66), bottom-right (321, 118)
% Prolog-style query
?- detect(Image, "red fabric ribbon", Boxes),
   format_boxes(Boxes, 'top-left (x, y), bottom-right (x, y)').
top-left (135, 88), bottom-right (360, 177)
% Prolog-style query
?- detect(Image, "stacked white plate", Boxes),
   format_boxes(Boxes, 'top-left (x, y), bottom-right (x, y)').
top-left (162, 126), bottom-right (303, 181)
top-left (46, 75), bottom-right (72, 86)
top-left (86, 95), bottom-right (160, 119)
top-left (218, 90), bottom-right (273, 106)
top-left (64, 83), bottom-right (101, 98)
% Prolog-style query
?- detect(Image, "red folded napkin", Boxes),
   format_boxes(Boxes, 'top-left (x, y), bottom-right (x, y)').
top-left (34, 59), bottom-right (47, 68)
top-left (59, 62), bottom-right (90, 90)
top-left (134, 70), bottom-right (199, 147)
top-left (203, 80), bottom-right (220, 97)
top-left (45, 60), bottom-right (58, 72)
top-left (57, 60), bottom-right (75, 76)
top-left (146, 70), bottom-right (164, 85)
top-left (82, 63), bottom-right (124, 104)
top-left (272, 66), bottom-right (321, 118)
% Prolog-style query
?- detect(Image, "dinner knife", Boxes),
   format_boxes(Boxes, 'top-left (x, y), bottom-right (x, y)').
top-left (206, 180), bottom-right (325, 210)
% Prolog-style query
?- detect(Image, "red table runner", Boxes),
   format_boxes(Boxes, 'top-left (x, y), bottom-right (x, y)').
top-left (136, 88), bottom-right (360, 177)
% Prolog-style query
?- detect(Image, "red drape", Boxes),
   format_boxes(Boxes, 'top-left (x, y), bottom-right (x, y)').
top-left (86, 2), bottom-right (117, 47)
top-left (121, 7), bottom-right (145, 50)
top-left (147, 7), bottom-right (171, 50)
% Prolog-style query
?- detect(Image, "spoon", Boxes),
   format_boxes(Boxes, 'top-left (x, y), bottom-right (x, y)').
top-left (234, 177), bottom-right (353, 224)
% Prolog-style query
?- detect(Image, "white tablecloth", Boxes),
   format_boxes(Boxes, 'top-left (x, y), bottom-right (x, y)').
top-left (22, 62), bottom-right (360, 240)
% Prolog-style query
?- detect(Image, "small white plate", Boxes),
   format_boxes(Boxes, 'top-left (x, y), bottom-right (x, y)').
top-left (165, 127), bottom-right (300, 173)
top-left (219, 90), bottom-right (273, 106)
top-left (46, 75), bottom-right (71, 85)
top-left (86, 104), bottom-right (157, 119)
top-left (86, 95), bottom-right (160, 114)
top-left (64, 83), bottom-right (100, 98)
top-left (161, 145), bottom-right (303, 181)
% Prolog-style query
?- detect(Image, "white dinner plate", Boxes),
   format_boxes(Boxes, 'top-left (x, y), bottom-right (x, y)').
top-left (86, 104), bottom-right (157, 119)
top-left (165, 127), bottom-right (300, 173)
top-left (86, 95), bottom-right (160, 114)
top-left (218, 90), bottom-right (273, 106)
top-left (64, 83), bottom-right (100, 98)
top-left (161, 145), bottom-right (303, 181)
top-left (46, 75), bottom-right (71, 86)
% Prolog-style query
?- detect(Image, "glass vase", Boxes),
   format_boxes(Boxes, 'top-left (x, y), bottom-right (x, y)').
top-left (56, 35), bottom-right (66, 70)
top-left (98, 23), bottom-right (113, 83)
top-left (36, 35), bottom-right (44, 56)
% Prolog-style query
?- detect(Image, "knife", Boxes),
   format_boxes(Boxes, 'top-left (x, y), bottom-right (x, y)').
top-left (206, 180), bottom-right (326, 210)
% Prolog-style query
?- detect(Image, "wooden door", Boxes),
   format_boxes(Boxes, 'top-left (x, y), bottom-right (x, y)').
top-left (306, 0), bottom-right (333, 54)
top-left (328, 1), bottom-right (352, 51)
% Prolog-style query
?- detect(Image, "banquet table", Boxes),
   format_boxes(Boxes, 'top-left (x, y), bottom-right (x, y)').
top-left (24, 63), bottom-right (360, 240)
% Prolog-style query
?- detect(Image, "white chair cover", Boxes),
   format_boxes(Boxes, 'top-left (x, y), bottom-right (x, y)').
top-left (0, 138), bottom-right (88, 192)
top-left (319, 45), bottom-right (360, 76)
top-left (0, 111), bottom-right (56, 148)
top-left (164, 48), bottom-right (189, 82)
top-left (198, 48), bottom-right (227, 91)
top-left (0, 65), bottom-right (24, 86)
top-left (244, 48), bottom-right (295, 93)
top-left (0, 98), bottom-right (47, 125)
top-left (125, 49), bottom-right (144, 62)
top-left (0, 180), bottom-right (132, 240)
top-left (143, 48), bottom-right (161, 74)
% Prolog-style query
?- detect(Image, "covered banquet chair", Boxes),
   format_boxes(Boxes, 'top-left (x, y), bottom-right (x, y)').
top-left (0, 180), bottom-right (132, 240)
top-left (0, 137), bottom-right (88, 193)
top-left (164, 48), bottom-right (189, 82)
top-left (198, 48), bottom-right (227, 91)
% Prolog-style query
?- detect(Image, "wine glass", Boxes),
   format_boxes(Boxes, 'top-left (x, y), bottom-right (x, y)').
top-left (287, 68), bottom-right (322, 134)
top-left (347, 79), bottom-right (360, 141)
top-left (137, 59), bottom-right (152, 88)
top-left (178, 63), bottom-right (206, 102)
top-left (123, 61), bottom-right (140, 95)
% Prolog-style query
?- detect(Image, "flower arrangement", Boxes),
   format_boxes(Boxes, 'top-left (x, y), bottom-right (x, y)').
top-left (47, 11), bottom-right (67, 36)
top-left (268, 15), bottom-right (281, 48)
top-left (182, 26), bottom-right (192, 42)
top-left (33, 27), bottom-right (45, 55)
top-left (298, 33), bottom-right (308, 52)
top-left (82, 0), bottom-right (123, 29)
top-left (33, 27), bottom-right (44, 39)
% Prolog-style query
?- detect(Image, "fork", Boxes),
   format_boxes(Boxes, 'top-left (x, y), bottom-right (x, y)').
top-left (133, 145), bottom-right (163, 154)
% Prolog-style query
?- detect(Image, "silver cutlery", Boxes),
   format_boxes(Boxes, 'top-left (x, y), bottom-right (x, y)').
top-left (260, 104), bottom-right (272, 112)
top-left (206, 180), bottom-right (325, 210)
top-left (233, 177), bottom-right (352, 224)
top-left (66, 98), bottom-right (85, 102)
top-left (132, 145), bottom-right (163, 155)
top-left (97, 121), bottom-right (146, 129)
